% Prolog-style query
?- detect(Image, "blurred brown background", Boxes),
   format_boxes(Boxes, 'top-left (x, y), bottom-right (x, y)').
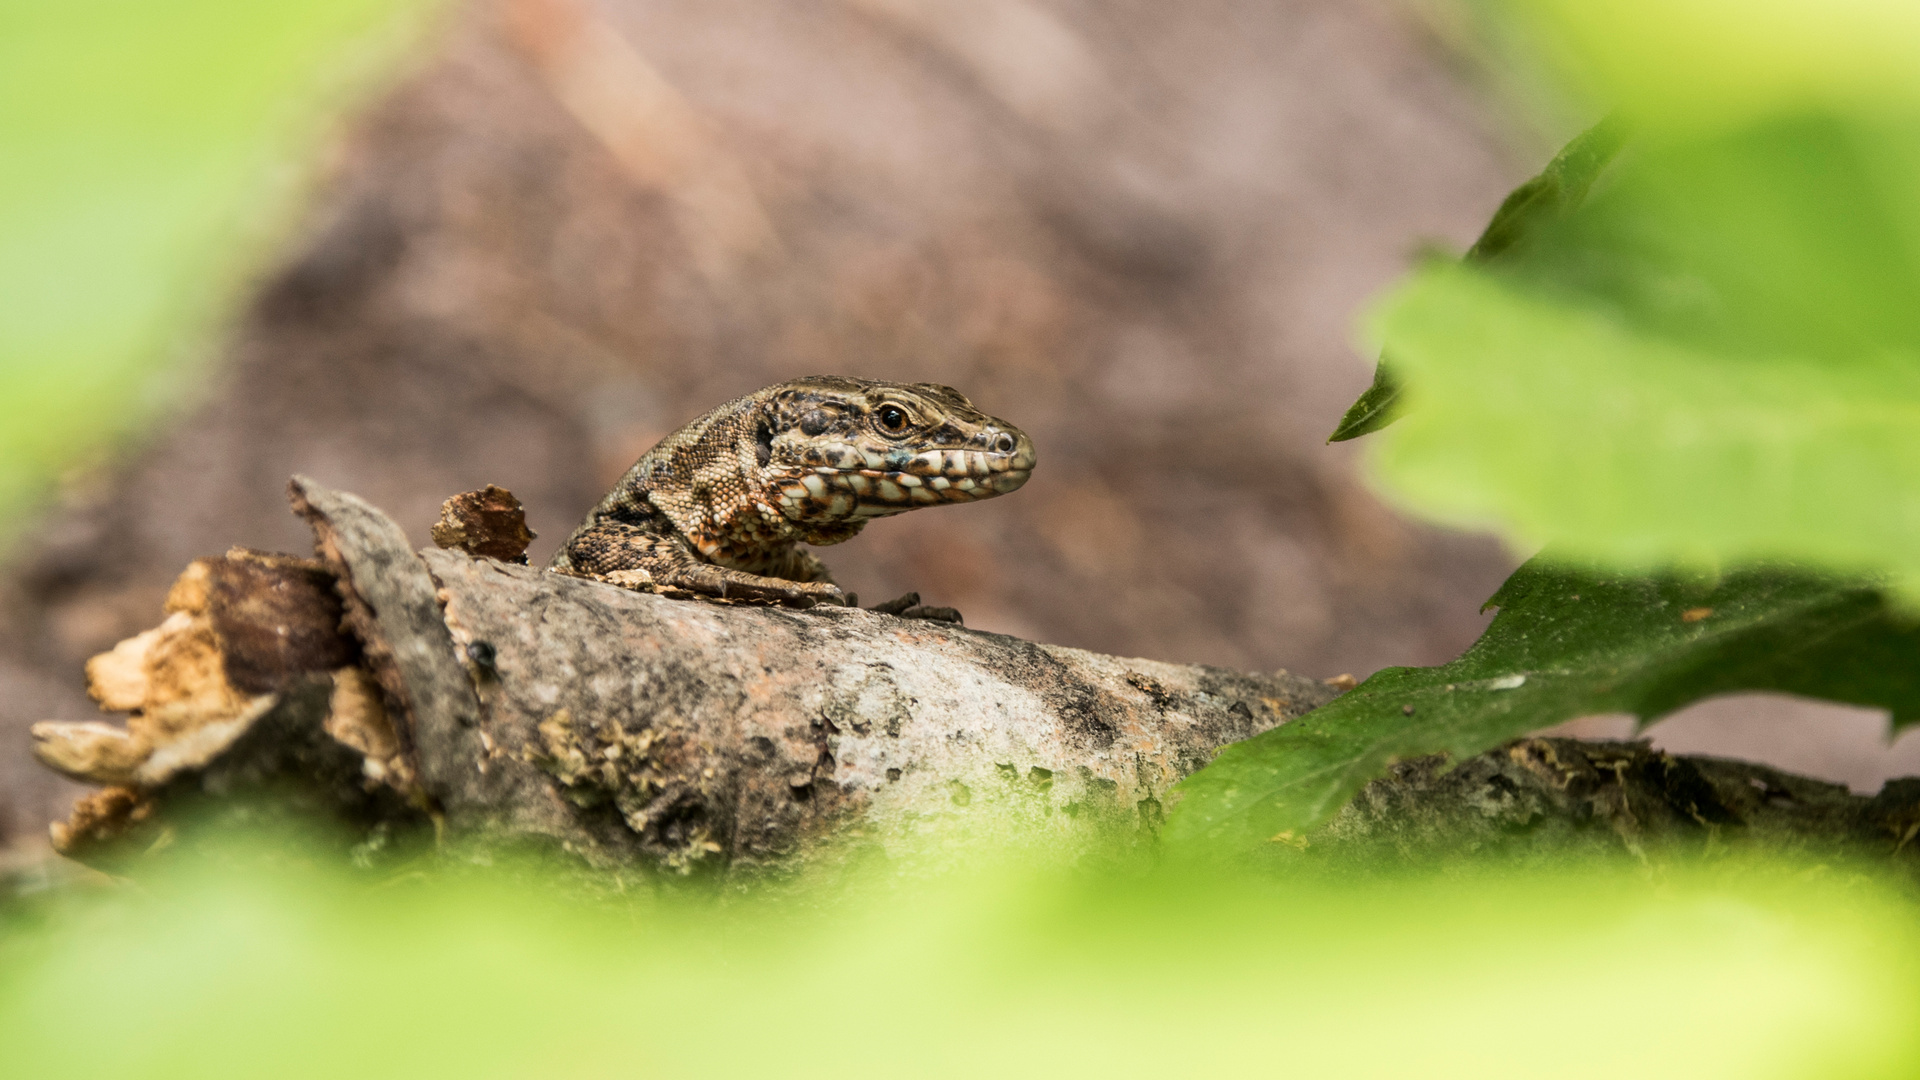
top-left (4, 0), bottom-right (1913, 849)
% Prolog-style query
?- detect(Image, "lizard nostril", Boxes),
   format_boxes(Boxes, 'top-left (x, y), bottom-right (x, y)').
top-left (993, 433), bottom-right (1016, 454)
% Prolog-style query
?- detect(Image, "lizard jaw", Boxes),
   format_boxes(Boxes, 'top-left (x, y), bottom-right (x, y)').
top-left (773, 466), bottom-right (1031, 521)
top-left (773, 438), bottom-right (1035, 521)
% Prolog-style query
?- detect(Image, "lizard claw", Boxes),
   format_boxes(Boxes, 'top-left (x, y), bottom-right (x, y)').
top-left (788, 581), bottom-right (852, 608)
top-left (866, 592), bottom-right (921, 616)
top-left (865, 591), bottom-right (962, 623)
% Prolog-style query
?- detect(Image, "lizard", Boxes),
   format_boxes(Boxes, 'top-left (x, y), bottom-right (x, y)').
top-left (547, 376), bottom-right (1036, 610)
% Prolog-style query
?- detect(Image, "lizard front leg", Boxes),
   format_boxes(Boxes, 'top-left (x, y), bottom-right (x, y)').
top-left (559, 521), bottom-right (847, 606)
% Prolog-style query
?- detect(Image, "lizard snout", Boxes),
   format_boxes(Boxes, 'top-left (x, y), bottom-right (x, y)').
top-left (977, 422), bottom-right (1035, 495)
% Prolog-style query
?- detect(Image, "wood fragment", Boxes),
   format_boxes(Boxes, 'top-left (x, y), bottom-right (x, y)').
top-left (33, 549), bottom-right (350, 790)
top-left (430, 484), bottom-right (536, 564)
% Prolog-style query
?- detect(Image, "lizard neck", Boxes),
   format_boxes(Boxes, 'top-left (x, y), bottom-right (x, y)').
top-left (624, 394), bottom-right (814, 571)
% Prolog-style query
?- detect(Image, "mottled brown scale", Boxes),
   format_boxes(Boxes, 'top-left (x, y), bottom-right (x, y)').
top-left (549, 376), bottom-right (1036, 605)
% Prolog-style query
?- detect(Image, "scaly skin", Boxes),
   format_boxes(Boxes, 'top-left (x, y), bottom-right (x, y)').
top-left (548, 376), bottom-right (1036, 606)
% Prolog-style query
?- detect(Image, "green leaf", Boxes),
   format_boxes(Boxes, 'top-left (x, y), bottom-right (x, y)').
top-left (8, 837), bottom-right (1920, 1080)
top-left (1369, 124), bottom-right (1920, 589)
top-left (1165, 558), bottom-right (1920, 853)
top-left (1326, 361), bottom-right (1403, 442)
top-left (0, 0), bottom-right (439, 550)
top-left (1363, 6), bottom-right (1920, 587)
top-left (1517, 0), bottom-right (1920, 132)
top-left (1462, 115), bottom-right (1625, 263)
top-left (1326, 116), bottom-right (1623, 442)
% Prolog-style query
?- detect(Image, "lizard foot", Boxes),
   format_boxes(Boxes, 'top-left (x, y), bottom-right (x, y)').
top-left (702, 574), bottom-right (848, 608)
top-left (581, 566), bottom-right (847, 609)
top-left (603, 569), bottom-right (657, 591)
top-left (901, 605), bottom-right (962, 623)
top-left (866, 591), bottom-right (963, 623)
top-left (866, 591), bottom-right (920, 615)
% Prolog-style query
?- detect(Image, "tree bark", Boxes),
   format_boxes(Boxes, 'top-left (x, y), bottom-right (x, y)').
top-left (30, 479), bottom-right (1920, 881)
top-left (32, 479), bottom-right (1339, 873)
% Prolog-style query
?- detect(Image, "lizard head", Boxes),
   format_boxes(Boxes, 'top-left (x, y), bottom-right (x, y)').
top-left (756, 376), bottom-right (1036, 529)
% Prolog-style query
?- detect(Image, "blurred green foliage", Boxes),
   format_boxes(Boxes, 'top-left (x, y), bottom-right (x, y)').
top-left (0, 0), bottom-right (436, 551)
top-left (1362, 0), bottom-right (1920, 588)
top-left (3, 844), bottom-right (1918, 1079)
top-left (1168, 558), bottom-right (1920, 849)
top-left (1328, 117), bottom-right (1623, 443)
top-left (1198, 0), bottom-right (1920, 848)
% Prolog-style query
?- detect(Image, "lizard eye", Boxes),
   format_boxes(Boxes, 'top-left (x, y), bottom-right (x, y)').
top-left (876, 404), bottom-right (910, 433)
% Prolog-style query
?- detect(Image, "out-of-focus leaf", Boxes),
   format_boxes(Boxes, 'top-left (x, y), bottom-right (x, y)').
top-left (0, 0), bottom-right (437, 550)
top-left (1370, 134), bottom-right (1920, 587)
top-left (1363, 5), bottom-right (1920, 587)
top-left (1516, 0), bottom-right (1920, 131)
top-left (2, 844), bottom-right (1918, 1079)
top-left (1166, 557), bottom-right (1920, 852)
top-left (1327, 117), bottom-right (1623, 442)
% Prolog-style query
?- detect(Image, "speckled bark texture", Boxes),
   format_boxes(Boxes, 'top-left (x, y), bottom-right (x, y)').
top-left (289, 478), bottom-right (490, 821)
top-left (37, 483), bottom-right (1920, 880)
top-left (421, 545), bottom-right (1331, 870)
top-left (35, 481), bottom-right (1335, 873)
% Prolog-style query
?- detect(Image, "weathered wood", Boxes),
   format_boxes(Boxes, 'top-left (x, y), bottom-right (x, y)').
top-left (429, 484), bottom-right (536, 564)
top-left (30, 549), bottom-right (353, 791)
top-left (36, 481), bottom-right (1338, 872)
top-left (37, 482), bottom-right (1919, 880)
top-left (289, 477), bottom-right (487, 822)
top-left (419, 545), bottom-right (1334, 870)
top-left (28, 548), bottom-right (413, 866)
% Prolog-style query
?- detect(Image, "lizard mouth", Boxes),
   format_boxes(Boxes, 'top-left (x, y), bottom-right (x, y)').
top-left (776, 435), bottom-right (1035, 519)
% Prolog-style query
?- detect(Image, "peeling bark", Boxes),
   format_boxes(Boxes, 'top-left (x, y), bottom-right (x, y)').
top-left (32, 549), bottom-right (353, 792)
top-left (34, 481), bottom-right (1338, 872)
top-left (32, 481), bottom-right (1920, 881)
top-left (289, 479), bottom-right (486, 819)
top-left (429, 484), bottom-right (537, 564)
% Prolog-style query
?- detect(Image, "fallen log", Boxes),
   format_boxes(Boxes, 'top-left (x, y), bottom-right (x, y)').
top-left (32, 478), bottom-right (1339, 873)
top-left (30, 479), bottom-right (1920, 880)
